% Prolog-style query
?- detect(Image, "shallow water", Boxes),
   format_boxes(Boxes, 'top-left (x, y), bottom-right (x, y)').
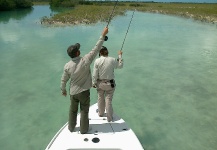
top-left (0, 5), bottom-right (217, 150)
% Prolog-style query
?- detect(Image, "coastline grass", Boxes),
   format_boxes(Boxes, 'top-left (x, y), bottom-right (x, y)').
top-left (55, 5), bottom-right (108, 24)
top-left (41, 2), bottom-right (217, 26)
top-left (41, 4), bottom-right (126, 25)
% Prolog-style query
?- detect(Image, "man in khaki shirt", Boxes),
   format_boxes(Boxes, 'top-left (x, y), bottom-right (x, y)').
top-left (92, 46), bottom-right (123, 122)
top-left (60, 27), bottom-right (108, 134)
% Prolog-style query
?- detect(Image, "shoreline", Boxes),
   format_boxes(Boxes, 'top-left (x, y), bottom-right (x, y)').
top-left (40, 2), bottom-right (217, 26)
top-left (143, 9), bottom-right (217, 25)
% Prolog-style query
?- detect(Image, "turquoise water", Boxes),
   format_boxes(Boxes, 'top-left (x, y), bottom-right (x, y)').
top-left (1, 5), bottom-right (217, 150)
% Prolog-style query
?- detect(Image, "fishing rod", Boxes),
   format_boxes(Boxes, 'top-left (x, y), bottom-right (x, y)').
top-left (120, 8), bottom-right (136, 51)
top-left (106, 0), bottom-right (118, 28)
top-left (104, 0), bottom-right (119, 41)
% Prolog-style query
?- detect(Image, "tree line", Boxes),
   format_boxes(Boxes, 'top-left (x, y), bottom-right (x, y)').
top-left (0, 0), bottom-right (115, 11)
top-left (0, 0), bottom-right (33, 11)
top-left (49, 0), bottom-right (86, 7)
top-left (0, 0), bottom-right (85, 11)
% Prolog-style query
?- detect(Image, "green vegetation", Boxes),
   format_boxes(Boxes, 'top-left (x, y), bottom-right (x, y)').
top-left (136, 3), bottom-right (217, 23)
top-left (0, 0), bottom-right (33, 11)
top-left (41, 4), bottom-right (126, 25)
top-left (2, 0), bottom-right (216, 24)
top-left (41, 2), bottom-right (217, 26)
top-left (49, 0), bottom-right (77, 7)
top-left (32, 0), bottom-right (49, 5)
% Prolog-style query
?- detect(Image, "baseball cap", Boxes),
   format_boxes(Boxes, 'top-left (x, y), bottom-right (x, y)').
top-left (67, 43), bottom-right (80, 58)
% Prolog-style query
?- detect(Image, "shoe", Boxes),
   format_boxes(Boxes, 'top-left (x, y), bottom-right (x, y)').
top-left (107, 117), bottom-right (113, 122)
top-left (97, 108), bottom-right (105, 117)
top-left (98, 114), bottom-right (103, 117)
top-left (80, 126), bottom-right (92, 134)
top-left (68, 126), bottom-right (79, 133)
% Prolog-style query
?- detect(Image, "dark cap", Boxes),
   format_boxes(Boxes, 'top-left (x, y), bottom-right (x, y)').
top-left (67, 43), bottom-right (80, 58)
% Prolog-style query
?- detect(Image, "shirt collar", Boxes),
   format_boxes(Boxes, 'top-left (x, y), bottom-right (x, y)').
top-left (71, 56), bottom-right (81, 61)
top-left (100, 56), bottom-right (107, 58)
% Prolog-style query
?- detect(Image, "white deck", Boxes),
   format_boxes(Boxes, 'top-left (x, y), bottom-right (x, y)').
top-left (45, 103), bottom-right (144, 150)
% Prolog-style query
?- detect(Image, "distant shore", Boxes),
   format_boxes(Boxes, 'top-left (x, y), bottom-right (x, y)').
top-left (40, 2), bottom-right (217, 26)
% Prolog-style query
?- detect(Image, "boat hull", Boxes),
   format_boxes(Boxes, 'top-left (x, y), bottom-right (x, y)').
top-left (45, 103), bottom-right (144, 150)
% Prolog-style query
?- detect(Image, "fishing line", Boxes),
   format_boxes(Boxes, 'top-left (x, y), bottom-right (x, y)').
top-left (120, 8), bottom-right (136, 51)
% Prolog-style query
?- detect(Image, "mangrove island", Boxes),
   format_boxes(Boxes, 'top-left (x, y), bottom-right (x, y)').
top-left (38, 1), bottom-right (217, 26)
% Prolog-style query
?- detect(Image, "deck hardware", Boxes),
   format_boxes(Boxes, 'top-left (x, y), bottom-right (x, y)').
top-left (84, 138), bottom-right (88, 142)
top-left (92, 137), bottom-right (100, 143)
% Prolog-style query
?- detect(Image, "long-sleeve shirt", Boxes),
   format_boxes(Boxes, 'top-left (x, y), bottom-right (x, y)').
top-left (92, 55), bottom-right (123, 85)
top-left (61, 35), bottom-right (105, 95)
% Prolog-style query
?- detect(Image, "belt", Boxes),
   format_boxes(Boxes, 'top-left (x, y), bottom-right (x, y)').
top-left (99, 79), bottom-right (115, 88)
top-left (99, 79), bottom-right (114, 82)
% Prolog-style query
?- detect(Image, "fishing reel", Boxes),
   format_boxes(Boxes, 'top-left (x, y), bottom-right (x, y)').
top-left (104, 36), bottom-right (108, 41)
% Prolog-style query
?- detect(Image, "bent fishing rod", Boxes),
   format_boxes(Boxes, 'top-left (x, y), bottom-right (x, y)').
top-left (106, 0), bottom-right (118, 28)
top-left (104, 0), bottom-right (119, 41)
top-left (120, 8), bottom-right (136, 51)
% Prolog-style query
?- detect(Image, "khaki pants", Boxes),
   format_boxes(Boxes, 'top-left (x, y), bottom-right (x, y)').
top-left (97, 80), bottom-right (115, 122)
top-left (68, 90), bottom-right (90, 134)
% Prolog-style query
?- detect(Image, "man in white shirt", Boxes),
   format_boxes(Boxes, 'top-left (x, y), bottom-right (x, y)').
top-left (92, 46), bottom-right (123, 122)
top-left (60, 27), bottom-right (108, 134)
